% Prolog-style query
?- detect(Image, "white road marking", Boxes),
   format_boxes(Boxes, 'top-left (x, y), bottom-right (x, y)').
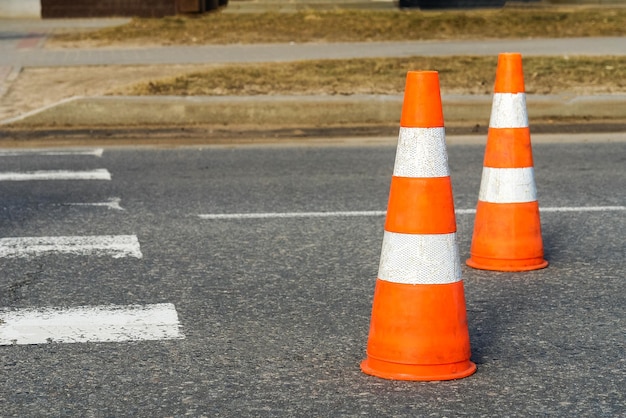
top-left (456, 209), bottom-right (479, 215)
top-left (0, 169), bottom-right (111, 181)
top-left (198, 206), bottom-right (625, 220)
top-left (0, 149), bottom-right (103, 157)
top-left (199, 211), bottom-right (387, 219)
top-left (0, 235), bottom-right (142, 259)
top-left (63, 197), bottom-right (124, 211)
top-left (540, 206), bottom-right (626, 213)
top-left (0, 303), bottom-right (184, 345)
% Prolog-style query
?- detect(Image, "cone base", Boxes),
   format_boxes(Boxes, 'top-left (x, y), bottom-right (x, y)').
top-left (466, 255), bottom-right (548, 272)
top-left (360, 357), bottom-right (476, 381)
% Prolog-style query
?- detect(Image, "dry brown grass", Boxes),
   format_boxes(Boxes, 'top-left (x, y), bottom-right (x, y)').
top-left (121, 56), bottom-right (626, 96)
top-left (46, 6), bottom-right (626, 100)
top-left (53, 7), bottom-right (626, 46)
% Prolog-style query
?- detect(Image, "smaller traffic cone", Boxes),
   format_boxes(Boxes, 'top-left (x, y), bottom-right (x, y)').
top-left (361, 71), bottom-right (476, 381)
top-left (467, 53), bottom-right (548, 272)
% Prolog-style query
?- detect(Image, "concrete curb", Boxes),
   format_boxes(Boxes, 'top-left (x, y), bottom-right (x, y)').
top-left (3, 94), bottom-right (626, 130)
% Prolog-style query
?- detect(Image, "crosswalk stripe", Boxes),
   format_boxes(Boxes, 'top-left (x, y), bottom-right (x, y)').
top-left (0, 303), bottom-right (184, 345)
top-left (0, 169), bottom-right (111, 181)
top-left (0, 235), bottom-right (142, 259)
top-left (0, 149), bottom-right (103, 157)
top-left (62, 197), bottom-right (124, 211)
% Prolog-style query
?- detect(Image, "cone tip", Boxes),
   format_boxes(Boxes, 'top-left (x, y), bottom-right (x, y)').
top-left (494, 52), bottom-right (525, 94)
top-left (499, 52), bottom-right (522, 60)
top-left (400, 71), bottom-right (444, 128)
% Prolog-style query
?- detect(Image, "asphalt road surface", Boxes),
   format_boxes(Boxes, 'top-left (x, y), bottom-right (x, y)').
top-left (0, 137), bottom-right (624, 416)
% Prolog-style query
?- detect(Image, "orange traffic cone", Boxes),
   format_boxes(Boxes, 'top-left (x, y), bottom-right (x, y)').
top-left (361, 71), bottom-right (476, 381)
top-left (467, 53), bottom-right (548, 272)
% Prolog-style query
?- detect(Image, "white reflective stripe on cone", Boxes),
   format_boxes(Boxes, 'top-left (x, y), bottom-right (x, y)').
top-left (377, 231), bottom-right (462, 285)
top-left (489, 93), bottom-right (529, 128)
top-left (393, 127), bottom-right (450, 178)
top-left (478, 167), bottom-right (537, 203)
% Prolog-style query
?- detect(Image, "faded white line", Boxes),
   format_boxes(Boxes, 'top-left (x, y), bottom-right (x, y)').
top-left (63, 197), bottom-right (124, 211)
top-left (539, 206), bottom-right (626, 212)
top-left (0, 235), bottom-right (142, 259)
top-left (0, 169), bottom-right (111, 181)
top-left (198, 206), bottom-right (625, 220)
top-left (199, 211), bottom-right (387, 219)
top-left (0, 149), bottom-right (103, 157)
top-left (0, 303), bottom-right (184, 345)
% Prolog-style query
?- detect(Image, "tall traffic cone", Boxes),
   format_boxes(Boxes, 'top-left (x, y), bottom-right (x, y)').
top-left (361, 71), bottom-right (476, 381)
top-left (467, 53), bottom-right (548, 272)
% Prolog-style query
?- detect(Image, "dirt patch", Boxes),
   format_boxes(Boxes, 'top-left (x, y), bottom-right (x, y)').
top-left (2, 55), bottom-right (625, 124)
top-left (48, 7), bottom-right (626, 47)
top-left (123, 56), bottom-right (626, 97)
top-left (0, 64), bottom-right (219, 121)
top-left (3, 6), bottom-right (625, 125)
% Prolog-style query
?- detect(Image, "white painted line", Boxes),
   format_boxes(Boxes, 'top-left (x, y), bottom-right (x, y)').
top-left (0, 169), bottom-right (111, 181)
top-left (540, 206), bottom-right (626, 213)
top-left (456, 209), bottom-right (478, 215)
top-left (0, 235), bottom-right (142, 259)
top-left (199, 211), bottom-right (387, 219)
top-left (0, 303), bottom-right (184, 345)
top-left (198, 206), bottom-right (625, 220)
top-left (63, 197), bottom-right (124, 211)
top-left (0, 149), bottom-right (103, 157)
